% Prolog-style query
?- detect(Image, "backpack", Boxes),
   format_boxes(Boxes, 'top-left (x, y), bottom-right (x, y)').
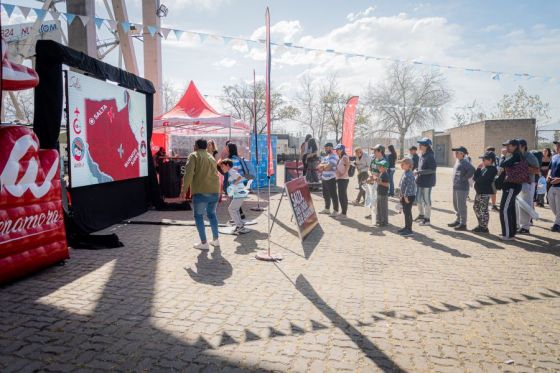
top-left (348, 164), bottom-right (356, 177)
top-left (240, 157), bottom-right (255, 180)
top-left (505, 159), bottom-right (530, 184)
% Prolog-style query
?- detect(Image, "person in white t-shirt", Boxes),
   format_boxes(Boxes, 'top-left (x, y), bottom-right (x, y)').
top-left (219, 159), bottom-right (249, 234)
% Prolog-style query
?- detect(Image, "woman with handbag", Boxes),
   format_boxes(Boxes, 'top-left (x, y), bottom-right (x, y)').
top-left (334, 144), bottom-right (351, 219)
top-left (353, 147), bottom-right (370, 206)
top-left (498, 139), bottom-right (527, 240)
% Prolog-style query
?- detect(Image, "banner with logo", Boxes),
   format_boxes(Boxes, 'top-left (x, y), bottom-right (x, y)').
top-left (66, 70), bottom-right (148, 188)
top-left (0, 126), bottom-right (69, 284)
top-left (285, 177), bottom-right (319, 241)
top-left (341, 96), bottom-right (359, 154)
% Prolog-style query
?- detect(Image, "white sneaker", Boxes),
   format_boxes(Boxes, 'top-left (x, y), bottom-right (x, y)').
top-left (329, 211), bottom-right (340, 217)
top-left (233, 226), bottom-right (250, 235)
top-left (318, 209), bottom-right (330, 214)
top-left (209, 239), bottom-right (220, 247)
top-left (499, 235), bottom-right (514, 241)
top-left (193, 242), bottom-right (210, 250)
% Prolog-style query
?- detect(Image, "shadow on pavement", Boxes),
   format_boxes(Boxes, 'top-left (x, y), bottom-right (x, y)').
top-left (295, 274), bottom-right (407, 373)
top-left (407, 231), bottom-right (471, 258)
top-left (430, 225), bottom-right (504, 250)
top-left (185, 247), bottom-right (233, 286)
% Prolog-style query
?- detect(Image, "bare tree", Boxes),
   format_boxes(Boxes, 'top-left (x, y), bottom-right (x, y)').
top-left (161, 81), bottom-right (182, 113)
top-left (365, 63), bottom-right (452, 157)
top-left (320, 76), bottom-right (347, 143)
top-left (293, 74), bottom-right (332, 145)
top-left (221, 81), bottom-right (298, 133)
top-left (4, 90), bottom-right (34, 123)
top-left (493, 85), bottom-right (550, 124)
top-left (452, 100), bottom-right (487, 127)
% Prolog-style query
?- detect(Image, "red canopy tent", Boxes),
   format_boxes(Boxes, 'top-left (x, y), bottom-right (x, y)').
top-left (153, 80), bottom-right (250, 137)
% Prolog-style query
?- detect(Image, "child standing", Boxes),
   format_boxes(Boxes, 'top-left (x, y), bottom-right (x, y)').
top-left (472, 151), bottom-right (498, 233)
top-left (398, 158), bottom-right (417, 237)
top-left (449, 146), bottom-right (475, 231)
top-left (374, 159), bottom-right (390, 227)
top-left (219, 159), bottom-right (249, 234)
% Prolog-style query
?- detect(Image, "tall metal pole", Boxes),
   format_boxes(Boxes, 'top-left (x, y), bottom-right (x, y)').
top-left (251, 69), bottom-right (264, 211)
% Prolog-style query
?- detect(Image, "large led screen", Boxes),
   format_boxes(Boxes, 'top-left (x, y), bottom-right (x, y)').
top-left (66, 71), bottom-right (148, 188)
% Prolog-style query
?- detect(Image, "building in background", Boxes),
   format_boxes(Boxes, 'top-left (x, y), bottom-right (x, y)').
top-left (423, 119), bottom-right (536, 166)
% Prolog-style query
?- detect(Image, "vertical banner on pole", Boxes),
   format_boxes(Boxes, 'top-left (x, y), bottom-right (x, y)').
top-left (265, 7), bottom-right (274, 178)
top-left (341, 96), bottom-right (359, 155)
top-left (256, 7), bottom-right (281, 262)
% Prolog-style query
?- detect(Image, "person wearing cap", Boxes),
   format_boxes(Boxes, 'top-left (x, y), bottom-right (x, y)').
top-left (372, 159), bottom-right (390, 227)
top-left (334, 144), bottom-right (351, 219)
top-left (414, 137), bottom-right (437, 226)
top-left (485, 147), bottom-right (500, 211)
top-left (352, 147), bottom-right (371, 206)
top-left (516, 139), bottom-right (540, 234)
top-left (409, 146), bottom-right (419, 172)
top-left (364, 144), bottom-right (387, 219)
top-left (448, 146), bottom-right (475, 231)
top-left (471, 151), bottom-right (498, 233)
top-left (546, 140), bottom-right (560, 232)
top-left (498, 139), bottom-right (525, 240)
top-left (317, 142), bottom-right (340, 217)
top-left (398, 157), bottom-right (417, 237)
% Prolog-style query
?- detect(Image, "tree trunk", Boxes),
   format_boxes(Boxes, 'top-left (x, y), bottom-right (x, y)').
top-left (399, 131), bottom-right (406, 159)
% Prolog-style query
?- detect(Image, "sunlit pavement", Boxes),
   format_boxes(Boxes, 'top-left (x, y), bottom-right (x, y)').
top-left (1, 167), bottom-right (559, 372)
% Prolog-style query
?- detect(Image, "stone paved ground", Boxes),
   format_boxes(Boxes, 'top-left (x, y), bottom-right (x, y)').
top-left (1, 167), bottom-right (559, 373)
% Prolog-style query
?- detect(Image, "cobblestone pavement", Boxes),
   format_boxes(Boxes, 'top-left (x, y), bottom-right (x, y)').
top-left (1, 167), bottom-right (559, 372)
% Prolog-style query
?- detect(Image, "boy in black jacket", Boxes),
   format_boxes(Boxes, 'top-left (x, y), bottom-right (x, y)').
top-left (472, 151), bottom-right (498, 233)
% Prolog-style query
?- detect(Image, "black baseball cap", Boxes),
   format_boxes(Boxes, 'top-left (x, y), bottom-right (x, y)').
top-left (371, 144), bottom-right (385, 152)
top-left (324, 142), bottom-right (334, 148)
top-left (518, 139), bottom-right (528, 147)
top-left (479, 151), bottom-right (496, 160)
top-left (502, 139), bottom-right (520, 146)
top-left (452, 146), bottom-right (468, 154)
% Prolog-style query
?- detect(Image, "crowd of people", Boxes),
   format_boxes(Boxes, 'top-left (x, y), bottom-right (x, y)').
top-left (299, 135), bottom-right (560, 240)
top-left (177, 135), bottom-right (559, 250)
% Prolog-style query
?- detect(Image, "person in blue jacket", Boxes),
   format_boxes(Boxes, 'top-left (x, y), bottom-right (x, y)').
top-left (414, 138), bottom-right (437, 226)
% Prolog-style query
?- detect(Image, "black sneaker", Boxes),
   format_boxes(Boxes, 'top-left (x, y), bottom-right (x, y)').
top-left (491, 205), bottom-right (499, 211)
top-left (447, 221), bottom-right (460, 227)
top-left (454, 224), bottom-right (467, 231)
top-left (414, 215), bottom-right (425, 222)
top-left (552, 224), bottom-right (560, 232)
top-left (419, 218), bottom-right (431, 226)
top-left (397, 228), bottom-right (406, 233)
top-left (400, 229), bottom-right (414, 237)
top-left (472, 226), bottom-right (489, 233)
top-left (517, 228), bottom-right (530, 235)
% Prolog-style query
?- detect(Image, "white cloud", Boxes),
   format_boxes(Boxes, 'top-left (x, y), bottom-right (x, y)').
top-left (251, 20), bottom-right (303, 43)
top-left (237, 10), bottom-right (559, 129)
top-left (346, 6), bottom-right (376, 22)
top-left (213, 57), bottom-right (237, 68)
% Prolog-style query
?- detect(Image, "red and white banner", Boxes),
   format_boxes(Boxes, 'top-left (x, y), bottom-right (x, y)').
top-left (265, 7), bottom-right (274, 177)
top-left (1, 39), bottom-right (39, 91)
top-left (341, 96), bottom-right (359, 155)
top-left (285, 177), bottom-right (319, 241)
top-left (0, 126), bottom-right (69, 284)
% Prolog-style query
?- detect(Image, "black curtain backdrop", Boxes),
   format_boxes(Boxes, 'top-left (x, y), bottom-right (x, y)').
top-left (33, 40), bottom-right (163, 234)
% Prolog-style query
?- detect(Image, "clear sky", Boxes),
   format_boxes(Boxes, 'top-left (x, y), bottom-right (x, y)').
top-left (3, 0), bottom-right (560, 133)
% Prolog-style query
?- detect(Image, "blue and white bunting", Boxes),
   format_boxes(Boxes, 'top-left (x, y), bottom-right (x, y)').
top-left (64, 12), bottom-right (76, 25)
top-left (147, 25), bottom-right (158, 37)
top-left (173, 29), bottom-right (184, 40)
top-left (2, 3), bottom-right (15, 18)
top-left (95, 17), bottom-right (105, 29)
top-left (34, 8), bottom-right (47, 21)
top-left (19, 6), bottom-right (32, 19)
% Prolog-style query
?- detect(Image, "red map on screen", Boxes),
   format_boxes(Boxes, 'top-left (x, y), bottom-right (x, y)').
top-left (85, 94), bottom-right (140, 182)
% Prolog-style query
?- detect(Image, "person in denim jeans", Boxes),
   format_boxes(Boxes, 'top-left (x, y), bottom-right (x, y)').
top-left (181, 138), bottom-right (221, 250)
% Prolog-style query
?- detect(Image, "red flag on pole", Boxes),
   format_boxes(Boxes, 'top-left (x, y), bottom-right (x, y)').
top-left (341, 96), bottom-right (359, 155)
top-left (265, 7), bottom-right (274, 177)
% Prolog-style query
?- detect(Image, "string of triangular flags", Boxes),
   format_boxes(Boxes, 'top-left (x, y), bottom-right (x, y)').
top-left (203, 93), bottom-right (453, 113)
top-left (2, 2), bottom-right (558, 85)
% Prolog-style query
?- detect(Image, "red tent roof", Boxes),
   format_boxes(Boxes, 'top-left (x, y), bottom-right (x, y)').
top-left (156, 80), bottom-right (227, 120)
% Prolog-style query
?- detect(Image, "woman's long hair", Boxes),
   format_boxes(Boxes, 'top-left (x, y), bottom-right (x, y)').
top-left (543, 147), bottom-right (552, 158)
top-left (227, 143), bottom-right (239, 158)
top-left (388, 144), bottom-right (397, 157)
top-left (308, 138), bottom-right (318, 153)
